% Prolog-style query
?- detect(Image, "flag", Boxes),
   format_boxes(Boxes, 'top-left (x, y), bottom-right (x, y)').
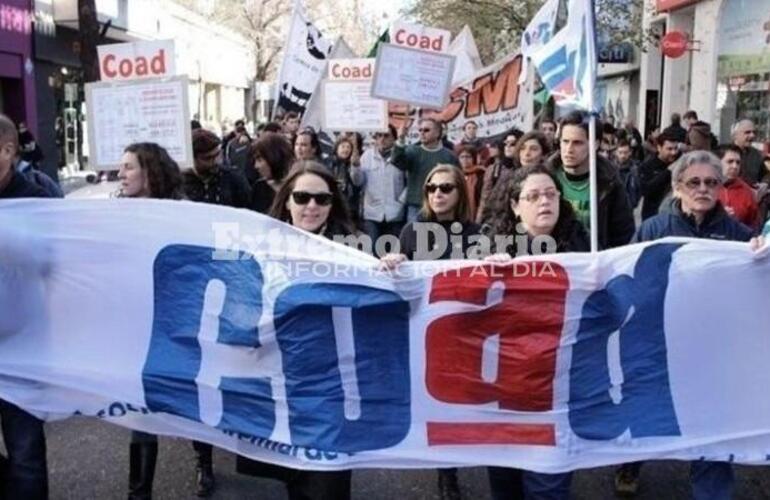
top-left (518, 0), bottom-right (560, 84)
top-left (367, 29), bottom-right (389, 58)
top-left (529, 0), bottom-right (597, 111)
top-left (448, 25), bottom-right (483, 85)
top-left (272, 0), bottom-right (333, 119)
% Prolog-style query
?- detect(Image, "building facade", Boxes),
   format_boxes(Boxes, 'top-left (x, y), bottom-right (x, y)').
top-left (639, 0), bottom-right (770, 145)
top-left (0, 0), bottom-right (37, 133)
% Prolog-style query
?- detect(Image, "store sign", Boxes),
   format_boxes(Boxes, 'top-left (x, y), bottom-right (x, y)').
top-left (0, 3), bottom-right (33, 35)
top-left (656, 0), bottom-right (702, 12)
top-left (598, 42), bottom-right (633, 64)
top-left (661, 31), bottom-right (689, 59)
top-left (717, 0), bottom-right (770, 78)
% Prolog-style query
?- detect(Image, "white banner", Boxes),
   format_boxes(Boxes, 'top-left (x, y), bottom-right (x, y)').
top-left (2, 200), bottom-right (770, 472)
top-left (84, 76), bottom-right (193, 170)
top-left (272, 0), bottom-right (333, 118)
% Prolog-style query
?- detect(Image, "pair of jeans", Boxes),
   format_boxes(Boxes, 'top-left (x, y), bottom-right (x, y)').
top-left (488, 467), bottom-right (572, 500)
top-left (0, 398), bottom-right (48, 499)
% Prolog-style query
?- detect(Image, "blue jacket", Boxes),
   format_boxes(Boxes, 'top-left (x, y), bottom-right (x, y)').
top-left (633, 199), bottom-right (753, 243)
top-left (16, 160), bottom-right (63, 198)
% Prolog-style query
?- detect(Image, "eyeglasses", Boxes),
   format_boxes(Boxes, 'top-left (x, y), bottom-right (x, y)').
top-left (425, 183), bottom-right (456, 194)
top-left (681, 177), bottom-right (721, 190)
top-left (519, 189), bottom-right (560, 203)
top-left (291, 191), bottom-right (333, 206)
top-left (418, 128), bottom-right (433, 133)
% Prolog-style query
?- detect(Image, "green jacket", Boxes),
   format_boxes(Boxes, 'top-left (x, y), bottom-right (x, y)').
top-left (391, 142), bottom-right (459, 206)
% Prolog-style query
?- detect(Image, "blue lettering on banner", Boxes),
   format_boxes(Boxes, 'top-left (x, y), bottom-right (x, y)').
top-left (143, 245), bottom-right (275, 437)
top-left (569, 243), bottom-right (683, 440)
top-left (274, 284), bottom-right (411, 453)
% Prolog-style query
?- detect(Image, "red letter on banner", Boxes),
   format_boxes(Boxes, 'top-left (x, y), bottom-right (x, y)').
top-left (425, 262), bottom-right (568, 446)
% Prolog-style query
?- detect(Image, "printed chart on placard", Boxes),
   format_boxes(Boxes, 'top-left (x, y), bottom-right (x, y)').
top-left (88, 79), bottom-right (191, 169)
top-left (323, 81), bottom-right (388, 132)
top-left (372, 43), bottom-right (455, 109)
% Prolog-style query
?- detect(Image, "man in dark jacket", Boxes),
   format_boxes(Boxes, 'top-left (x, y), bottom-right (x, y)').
top-left (662, 112), bottom-right (688, 144)
top-left (546, 111), bottom-right (635, 249)
top-left (731, 119), bottom-right (763, 185)
top-left (639, 131), bottom-right (679, 220)
top-left (0, 114), bottom-right (49, 500)
top-left (616, 150), bottom-right (753, 499)
top-left (183, 129), bottom-right (252, 209)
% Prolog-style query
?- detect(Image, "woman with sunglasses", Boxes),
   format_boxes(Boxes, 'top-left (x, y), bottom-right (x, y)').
top-left (117, 142), bottom-right (219, 499)
top-left (247, 132), bottom-right (295, 213)
top-left (236, 160), bottom-right (354, 500)
top-left (482, 165), bottom-right (588, 500)
top-left (381, 164), bottom-right (480, 500)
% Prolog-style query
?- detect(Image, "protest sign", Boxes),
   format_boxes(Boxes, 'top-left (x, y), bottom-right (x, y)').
top-left (2, 200), bottom-right (770, 472)
top-left (323, 59), bottom-right (387, 132)
top-left (97, 40), bottom-right (176, 81)
top-left (85, 76), bottom-right (193, 170)
top-left (371, 43), bottom-right (456, 109)
top-left (390, 20), bottom-right (451, 53)
top-left (388, 52), bottom-right (532, 143)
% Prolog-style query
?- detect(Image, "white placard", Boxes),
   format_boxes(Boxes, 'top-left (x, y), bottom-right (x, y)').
top-left (391, 20), bottom-right (451, 53)
top-left (97, 40), bottom-right (176, 82)
top-left (322, 80), bottom-right (388, 132)
top-left (371, 43), bottom-right (456, 109)
top-left (328, 58), bottom-right (375, 81)
top-left (85, 76), bottom-right (193, 171)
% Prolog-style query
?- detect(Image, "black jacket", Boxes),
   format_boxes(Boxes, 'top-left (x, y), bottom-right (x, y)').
top-left (0, 170), bottom-right (49, 199)
top-left (633, 200), bottom-right (753, 242)
top-left (494, 218), bottom-right (590, 256)
top-left (546, 153), bottom-right (635, 250)
top-left (182, 166), bottom-right (252, 209)
top-left (399, 217), bottom-right (482, 261)
top-left (639, 156), bottom-right (673, 220)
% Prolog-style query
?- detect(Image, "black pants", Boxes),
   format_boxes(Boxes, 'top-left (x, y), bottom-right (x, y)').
top-left (0, 398), bottom-right (48, 499)
top-left (237, 457), bottom-right (351, 500)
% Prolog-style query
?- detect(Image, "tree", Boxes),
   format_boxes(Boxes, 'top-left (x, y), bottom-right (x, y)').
top-left (403, 0), bottom-right (651, 66)
top-left (77, 0), bottom-right (101, 82)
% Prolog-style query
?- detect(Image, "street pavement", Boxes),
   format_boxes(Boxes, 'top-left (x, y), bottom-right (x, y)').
top-left (2, 417), bottom-right (769, 499)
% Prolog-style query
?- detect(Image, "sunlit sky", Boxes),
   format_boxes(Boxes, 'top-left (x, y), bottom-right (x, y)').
top-left (360, 0), bottom-right (409, 31)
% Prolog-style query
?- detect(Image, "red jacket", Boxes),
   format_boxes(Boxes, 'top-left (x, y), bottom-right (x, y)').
top-left (718, 177), bottom-right (759, 229)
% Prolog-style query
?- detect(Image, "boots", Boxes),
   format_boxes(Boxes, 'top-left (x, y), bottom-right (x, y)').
top-left (192, 441), bottom-right (216, 497)
top-left (128, 441), bottom-right (158, 500)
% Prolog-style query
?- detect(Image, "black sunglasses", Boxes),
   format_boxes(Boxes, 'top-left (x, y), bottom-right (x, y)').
top-left (425, 183), bottom-right (456, 194)
top-left (291, 191), bottom-right (333, 206)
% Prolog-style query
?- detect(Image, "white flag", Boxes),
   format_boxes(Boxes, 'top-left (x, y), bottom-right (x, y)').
top-left (272, 0), bottom-right (333, 118)
top-left (518, 0), bottom-right (560, 84)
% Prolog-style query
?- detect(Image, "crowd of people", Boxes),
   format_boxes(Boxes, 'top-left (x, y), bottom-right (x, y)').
top-left (0, 107), bottom-right (769, 500)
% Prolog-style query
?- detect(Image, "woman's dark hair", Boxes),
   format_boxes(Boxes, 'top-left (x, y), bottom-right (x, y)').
top-left (514, 131), bottom-right (551, 162)
top-left (248, 134), bottom-right (294, 182)
top-left (269, 161), bottom-right (354, 235)
top-left (333, 135), bottom-right (355, 161)
top-left (123, 142), bottom-right (184, 200)
top-left (295, 128), bottom-right (322, 158)
top-left (456, 145), bottom-right (478, 163)
top-left (419, 164), bottom-right (472, 224)
top-left (485, 164), bottom-right (579, 252)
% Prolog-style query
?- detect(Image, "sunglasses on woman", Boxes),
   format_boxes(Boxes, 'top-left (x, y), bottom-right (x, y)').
top-left (425, 183), bottom-right (456, 194)
top-left (291, 191), bottom-right (333, 206)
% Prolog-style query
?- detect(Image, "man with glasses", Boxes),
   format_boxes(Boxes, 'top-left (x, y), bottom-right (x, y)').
top-left (731, 119), bottom-right (763, 185)
top-left (350, 126), bottom-right (406, 248)
top-left (183, 128), bottom-right (252, 209)
top-left (392, 117), bottom-right (459, 223)
top-left (621, 150), bottom-right (754, 499)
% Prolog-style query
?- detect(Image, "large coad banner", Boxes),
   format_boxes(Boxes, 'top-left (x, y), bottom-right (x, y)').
top-left (390, 52), bottom-right (533, 143)
top-left (1, 200), bottom-right (770, 472)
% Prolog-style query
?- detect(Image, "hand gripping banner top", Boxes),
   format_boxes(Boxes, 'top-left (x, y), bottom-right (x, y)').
top-left (1, 199), bottom-right (770, 472)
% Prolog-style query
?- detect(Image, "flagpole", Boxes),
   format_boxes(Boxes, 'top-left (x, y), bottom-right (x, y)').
top-left (587, 0), bottom-right (599, 253)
